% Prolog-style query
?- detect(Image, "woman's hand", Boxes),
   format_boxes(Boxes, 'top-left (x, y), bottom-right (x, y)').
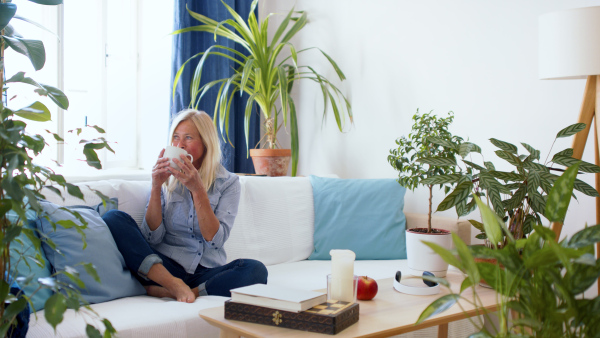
top-left (152, 149), bottom-right (172, 189)
top-left (169, 154), bottom-right (206, 194)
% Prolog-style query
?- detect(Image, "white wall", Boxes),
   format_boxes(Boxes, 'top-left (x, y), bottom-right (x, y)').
top-left (137, 0), bottom-right (174, 170)
top-left (260, 0), bottom-right (600, 249)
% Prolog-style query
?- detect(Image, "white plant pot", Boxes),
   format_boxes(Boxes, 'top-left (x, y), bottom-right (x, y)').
top-left (406, 228), bottom-right (453, 277)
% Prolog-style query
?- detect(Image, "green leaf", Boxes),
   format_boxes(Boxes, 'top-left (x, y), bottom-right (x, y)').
top-left (554, 148), bottom-right (574, 158)
top-left (495, 150), bottom-right (521, 167)
top-left (0, 3), bottom-right (17, 31)
top-left (416, 294), bottom-right (460, 324)
top-left (6, 72), bottom-right (69, 109)
top-left (3, 36), bottom-right (45, 71)
top-left (437, 181), bottom-right (473, 212)
top-left (86, 325), bottom-right (102, 338)
top-left (556, 123), bottom-right (586, 138)
top-left (44, 293), bottom-right (68, 329)
top-left (462, 160), bottom-right (486, 171)
top-left (490, 138), bottom-right (518, 153)
top-left (521, 142), bottom-right (540, 161)
top-left (452, 232), bottom-right (479, 285)
top-left (458, 142), bottom-right (481, 158)
top-left (469, 219), bottom-right (484, 232)
top-left (14, 101), bottom-right (51, 121)
top-left (573, 178), bottom-right (600, 197)
top-left (478, 261), bottom-right (505, 292)
top-left (82, 263), bottom-right (101, 283)
top-left (82, 147), bottom-right (102, 169)
top-left (3, 298), bottom-right (27, 320)
top-left (566, 225), bottom-right (600, 249)
top-left (545, 162), bottom-right (580, 222)
top-left (552, 155), bottom-right (600, 173)
top-left (529, 190), bottom-right (546, 215)
top-left (489, 171), bottom-right (523, 182)
top-left (422, 240), bottom-right (463, 271)
top-left (484, 161), bottom-right (495, 171)
top-left (427, 136), bottom-right (456, 149)
top-left (474, 195), bottom-right (503, 247)
top-left (416, 156), bottom-right (457, 167)
top-left (421, 174), bottom-right (462, 185)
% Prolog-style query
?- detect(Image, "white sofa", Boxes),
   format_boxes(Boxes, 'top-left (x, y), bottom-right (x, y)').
top-left (27, 176), bottom-right (473, 337)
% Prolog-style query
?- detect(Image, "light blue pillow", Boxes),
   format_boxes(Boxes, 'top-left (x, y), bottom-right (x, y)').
top-left (36, 200), bottom-right (145, 304)
top-left (308, 176), bottom-right (407, 260)
top-left (9, 209), bottom-right (53, 312)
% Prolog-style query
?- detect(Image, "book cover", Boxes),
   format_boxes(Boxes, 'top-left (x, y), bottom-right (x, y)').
top-left (230, 284), bottom-right (327, 313)
top-left (224, 300), bottom-right (360, 335)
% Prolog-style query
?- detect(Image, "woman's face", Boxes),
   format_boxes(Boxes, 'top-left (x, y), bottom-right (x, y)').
top-left (171, 119), bottom-right (205, 169)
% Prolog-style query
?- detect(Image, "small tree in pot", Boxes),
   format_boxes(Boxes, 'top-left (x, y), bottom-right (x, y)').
top-left (388, 110), bottom-right (477, 276)
top-left (388, 110), bottom-right (477, 232)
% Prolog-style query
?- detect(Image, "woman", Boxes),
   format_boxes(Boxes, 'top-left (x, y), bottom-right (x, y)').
top-left (102, 109), bottom-right (267, 303)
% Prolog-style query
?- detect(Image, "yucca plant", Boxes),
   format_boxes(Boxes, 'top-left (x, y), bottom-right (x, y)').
top-left (172, 0), bottom-right (352, 176)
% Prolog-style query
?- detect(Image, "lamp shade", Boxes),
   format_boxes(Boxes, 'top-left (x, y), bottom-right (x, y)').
top-left (539, 6), bottom-right (600, 80)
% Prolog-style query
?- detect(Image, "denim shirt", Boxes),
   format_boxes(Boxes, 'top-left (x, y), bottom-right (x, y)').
top-left (139, 167), bottom-right (240, 273)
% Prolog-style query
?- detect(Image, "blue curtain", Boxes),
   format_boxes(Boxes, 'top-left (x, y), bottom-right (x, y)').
top-left (171, 0), bottom-right (259, 174)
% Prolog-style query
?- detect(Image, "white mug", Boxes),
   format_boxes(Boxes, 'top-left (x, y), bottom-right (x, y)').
top-left (163, 145), bottom-right (193, 170)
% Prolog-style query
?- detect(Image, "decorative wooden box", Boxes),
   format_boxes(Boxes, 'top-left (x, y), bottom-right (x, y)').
top-left (224, 299), bottom-right (359, 335)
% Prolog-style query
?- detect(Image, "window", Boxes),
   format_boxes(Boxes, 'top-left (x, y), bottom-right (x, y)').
top-left (6, 0), bottom-right (173, 175)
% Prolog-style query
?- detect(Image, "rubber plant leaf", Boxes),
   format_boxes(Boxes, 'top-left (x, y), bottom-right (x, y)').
top-left (0, 3), bottom-right (17, 30)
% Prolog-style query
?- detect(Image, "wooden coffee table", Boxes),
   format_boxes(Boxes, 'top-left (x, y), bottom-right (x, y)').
top-left (199, 270), bottom-right (497, 338)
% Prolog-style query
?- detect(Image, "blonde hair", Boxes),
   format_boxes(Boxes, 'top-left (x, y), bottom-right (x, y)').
top-left (165, 109), bottom-right (222, 195)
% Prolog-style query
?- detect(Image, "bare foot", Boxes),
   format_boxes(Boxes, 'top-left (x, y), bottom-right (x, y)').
top-left (146, 279), bottom-right (195, 303)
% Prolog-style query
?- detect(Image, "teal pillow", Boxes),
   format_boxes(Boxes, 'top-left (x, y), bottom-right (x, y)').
top-left (308, 176), bottom-right (407, 260)
top-left (36, 199), bottom-right (145, 304)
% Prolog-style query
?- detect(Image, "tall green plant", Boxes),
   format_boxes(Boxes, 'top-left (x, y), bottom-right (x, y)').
top-left (1, 1), bottom-right (114, 336)
top-left (417, 162), bottom-right (600, 337)
top-left (388, 110), bottom-right (475, 232)
top-left (172, 0), bottom-right (352, 176)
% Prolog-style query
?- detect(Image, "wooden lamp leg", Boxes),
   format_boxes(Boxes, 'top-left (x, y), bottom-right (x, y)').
top-left (596, 115), bottom-right (600, 295)
top-left (551, 75), bottom-right (597, 240)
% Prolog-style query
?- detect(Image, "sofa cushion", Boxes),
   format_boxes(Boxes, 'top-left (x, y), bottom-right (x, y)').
top-left (36, 200), bottom-right (146, 304)
top-left (224, 176), bottom-right (315, 265)
top-left (41, 179), bottom-right (151, 226)
top-left (8, 208), bottom-right (53, 312)
top-left (308, 176), bottom-right (407, 260)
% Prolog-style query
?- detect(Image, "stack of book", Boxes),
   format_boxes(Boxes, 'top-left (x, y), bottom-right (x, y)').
top-left (225, 284), bottom-right (359, 335)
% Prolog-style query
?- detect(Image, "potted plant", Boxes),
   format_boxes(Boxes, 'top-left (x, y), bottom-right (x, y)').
top-left (423, 123), bottom-right (599, 247)
top-left (388, 110), bottom-right (476, 276)
top-left (1, 1), bottom-right (114, 336)
top-left (172, 0), bottom-right (352, 176)
top-left (417, 162), bottom-right (600, 337)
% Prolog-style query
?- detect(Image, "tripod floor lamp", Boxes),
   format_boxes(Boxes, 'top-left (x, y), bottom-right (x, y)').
top-left (539, 6), bottom-right (600, 293)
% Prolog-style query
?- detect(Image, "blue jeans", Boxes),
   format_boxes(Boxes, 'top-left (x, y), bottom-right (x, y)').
top-left (102, 210), bottom-right (268, 297)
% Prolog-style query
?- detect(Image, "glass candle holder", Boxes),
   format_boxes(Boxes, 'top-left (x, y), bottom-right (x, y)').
top-left (327, 274), bottom-right (358, 303)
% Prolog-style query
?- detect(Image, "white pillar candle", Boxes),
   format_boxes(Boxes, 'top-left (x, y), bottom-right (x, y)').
top-left (330, 249), bottom-right (356, 302)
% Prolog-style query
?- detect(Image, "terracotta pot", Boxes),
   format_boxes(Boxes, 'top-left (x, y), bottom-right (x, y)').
top-left (249, 149), bottom-right (291, 177)
top-left (406, 228), bottom-right (453, 277)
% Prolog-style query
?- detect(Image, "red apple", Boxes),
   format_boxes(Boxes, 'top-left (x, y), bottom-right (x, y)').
top-left (357, 276), bottom-right (378, 300)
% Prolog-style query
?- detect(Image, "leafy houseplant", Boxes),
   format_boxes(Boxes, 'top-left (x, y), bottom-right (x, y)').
top-left (173, 0), bottom-right (352, 176)
top-left (418, 162), bottom-right (600, 337)
top-left (1, 1), bottom-right (114, 336)
top-left (421, 123), bottom-right (600, 247)
top-left (388, 110), bottom-right (479, 277)
top-left (388, 110), bottom-right (476, 232)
